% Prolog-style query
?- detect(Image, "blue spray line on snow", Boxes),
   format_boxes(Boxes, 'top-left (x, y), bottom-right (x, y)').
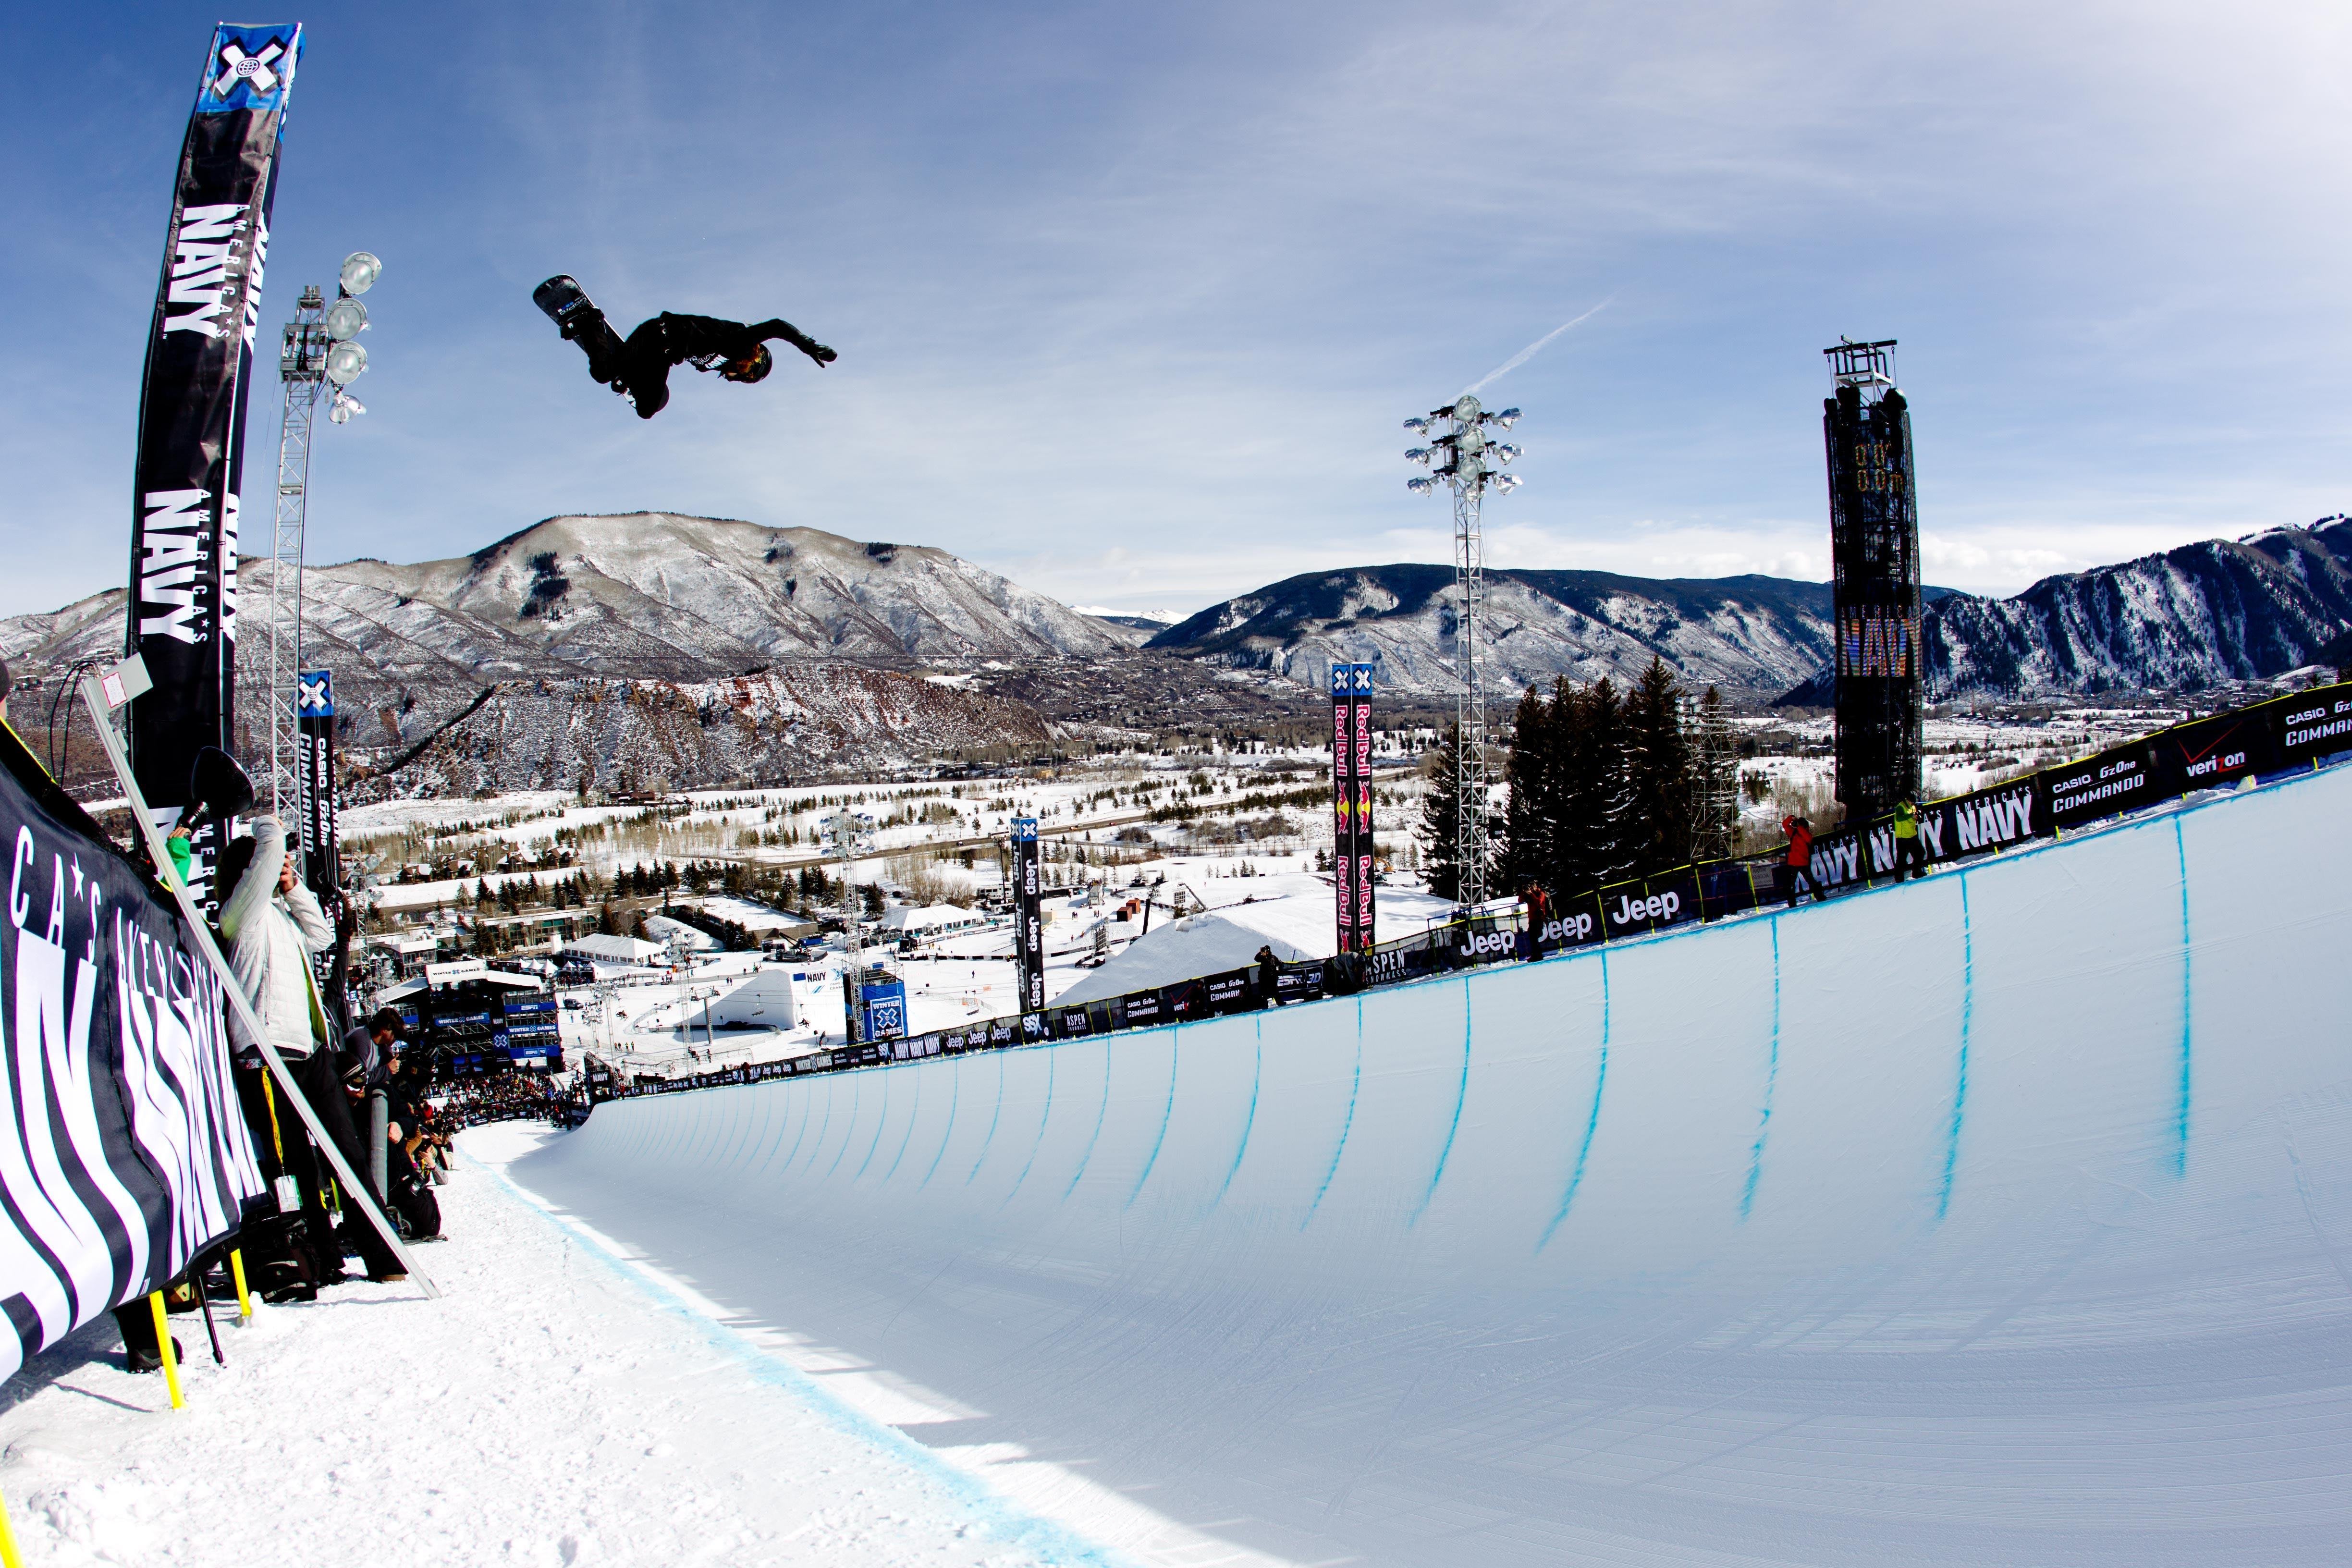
top-left (478, 1154), bottom-right (1132, 1568)
top-left (1538, 949), bottom-right (1611, 1252)
top-left (821, 1075), bottom-right (866, 1180)
top-left (1410, 977), bottom-right (1475, 1227)
top-left (1001, 1045), bottom-right (1057, 1207)
top-left (2173, 816), bottom-right (2193, 1177)
top-left (880, 1061), bottom-right (925, 1182)
top-left (1126, 1032), bottom-right (1181, 1209)
top-left (1936, 874), bottom-right (1974, 1221)
top-left (1208, 1020), bottom-right (1263, 1210)
top-left (915, 1058), bottom-right (962, 1190)
top-left (964, 1051), bottom-right (1009, 1185)
top-left (1063, 1037), bottom-right (1115, 1200)
top-left (790, 1086), bottom-right (837, 1170)
top-left (1301, 999), bottom-right (1363, 1230)
top-left (849, 1065), bottom-right (894, 1182)
top-left (1739, 919), bottom-right (1783, 1222)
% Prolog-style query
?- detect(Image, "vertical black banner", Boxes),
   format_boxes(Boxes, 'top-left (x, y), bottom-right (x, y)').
top-left (1330, 666), bottom-right (1357, 953)
top-left (1331, 663), bottom-right (1376, 953)
top-left (297, 670), bottom-right (348, 1033)
top-left (125, 24), bottom-right (302, 881)
top-left (1350, 663), bottom-right (1375, 951)
top-left (1012, 817), bottom-right (1044, 1019)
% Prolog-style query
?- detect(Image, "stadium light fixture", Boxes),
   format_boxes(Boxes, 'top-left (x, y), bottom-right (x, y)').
top-left (322, 296), bottom-right (368, 340)
top-left (324, 340), bottom-right (368, 385)
top-left (1399, 393), bottom-right (1528, 910)
top-left (338, 250), bottom-right (382, 295)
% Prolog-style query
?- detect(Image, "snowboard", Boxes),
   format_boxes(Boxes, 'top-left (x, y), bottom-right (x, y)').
top-left (534, 275), bottom-right (626, 386)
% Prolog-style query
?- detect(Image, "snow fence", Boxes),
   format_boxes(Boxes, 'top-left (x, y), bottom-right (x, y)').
top-left (511, 762), bottom-right (2352, 1568)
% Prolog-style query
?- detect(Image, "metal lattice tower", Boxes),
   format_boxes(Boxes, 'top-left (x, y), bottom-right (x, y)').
top-left (1404, 394), bottom-right (1523, 908)
top-left (268, 284), bottom-right (328, 825)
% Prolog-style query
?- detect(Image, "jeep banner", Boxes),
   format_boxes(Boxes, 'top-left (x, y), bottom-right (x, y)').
top-left (125, 23), bottom-right (303, 886)
top-left (0, 727), bottom-right (266, 1383)
top-left (1011, 818), bottom-right (1043, 1017)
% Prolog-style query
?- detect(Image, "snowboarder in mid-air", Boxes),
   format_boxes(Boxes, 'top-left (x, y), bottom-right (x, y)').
top-left (534, 276), bottom-right (836, 419)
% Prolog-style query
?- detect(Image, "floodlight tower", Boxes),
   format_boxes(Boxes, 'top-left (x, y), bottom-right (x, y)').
top-left (1404, 396), bottom-right (1522, 907)
top-left (266, 249), bottom-right (380, 834)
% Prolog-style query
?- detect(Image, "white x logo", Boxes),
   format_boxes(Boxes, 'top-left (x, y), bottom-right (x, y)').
top-left (213, 40), bottom-right (285, 98)
top-left (297, 674), bottom-right (331, 713)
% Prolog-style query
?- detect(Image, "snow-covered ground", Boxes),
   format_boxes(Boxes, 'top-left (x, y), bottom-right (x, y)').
top-left (0, 1125), bottom-right (1111, 1568)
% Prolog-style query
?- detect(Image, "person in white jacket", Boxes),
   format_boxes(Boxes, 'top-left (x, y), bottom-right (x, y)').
top-left (219, 817), bottom-right (404, 1283)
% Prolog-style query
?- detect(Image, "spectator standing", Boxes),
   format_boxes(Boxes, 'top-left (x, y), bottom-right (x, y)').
top-left (1891, 800), bottom-right (1927, 882)
top-left (1255, 944), bottom-right (1281, 1007)
top-left (220, 817), bottom-right (406, 1284)
top-left (1782, 814), bottom-right (1825, 906)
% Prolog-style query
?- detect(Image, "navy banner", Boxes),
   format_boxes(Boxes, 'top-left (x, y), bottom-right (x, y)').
top-left (0, 726), bottom-right (265, 1382)
top-left (126, 24), bottom-right (302, 892)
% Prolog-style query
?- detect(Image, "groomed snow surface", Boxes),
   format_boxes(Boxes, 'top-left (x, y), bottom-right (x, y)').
top-left (0, 1125), bottom-right (1112, 1568)
top-left (7, 765), bottom-right (2351, 1564)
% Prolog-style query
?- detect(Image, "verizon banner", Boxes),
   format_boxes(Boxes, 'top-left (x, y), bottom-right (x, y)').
top-left (0, 730), bottom-right (265, 1382)
top-left (125, 23), bottom-right (303, 883)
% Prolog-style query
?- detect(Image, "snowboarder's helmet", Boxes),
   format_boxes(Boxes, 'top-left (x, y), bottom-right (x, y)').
top-left (722, 345), bottom-right (772, 384)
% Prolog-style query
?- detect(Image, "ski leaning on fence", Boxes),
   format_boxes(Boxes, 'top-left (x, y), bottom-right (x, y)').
top-left (0, 724), bottom-right (265, 1381)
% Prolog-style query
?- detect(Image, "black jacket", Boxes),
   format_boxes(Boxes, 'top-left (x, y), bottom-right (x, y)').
top-left (616, 314), bottom-right (813, 418)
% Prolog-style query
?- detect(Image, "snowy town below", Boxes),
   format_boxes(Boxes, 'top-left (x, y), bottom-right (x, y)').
top-left (340, 696), bottom-right (2234, 1091)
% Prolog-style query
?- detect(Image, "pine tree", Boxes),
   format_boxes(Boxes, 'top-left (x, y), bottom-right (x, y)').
top-left (1618, 658), bottom-right (1695, 878)
top-left (1553, 676), bottom-right (1629, 890)
top-left (1417, 724), bottom-right (1486, 902)
top-left (1499, 686), bottom-right (1556, 897)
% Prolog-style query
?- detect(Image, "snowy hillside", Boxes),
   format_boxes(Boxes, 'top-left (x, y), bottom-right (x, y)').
top-left (1156, 516), bottom-right (2352, 704)
top-left (1918, 515), bottom-right (2352, 698)
top-left (0, 513), bottom-right (1122, 686)
top-left (1148, 563), bottom-right (1855, 698)
top-left (360, 665), bottom-right (1053, 797)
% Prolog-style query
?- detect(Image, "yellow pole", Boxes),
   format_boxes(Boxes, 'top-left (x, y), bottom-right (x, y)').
top-left (147, 1292), bottom-right (184, 1410)
top-left (0, 1481), bottom-right (24, 1568)
top-left (229, 1248), bottom-right (253, 1319)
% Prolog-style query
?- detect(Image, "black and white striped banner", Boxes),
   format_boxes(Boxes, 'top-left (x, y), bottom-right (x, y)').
top-left (0, 729), bottom-right (264, 1382)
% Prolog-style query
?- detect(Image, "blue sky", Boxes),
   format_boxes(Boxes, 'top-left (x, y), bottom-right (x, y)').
top-left (6, 0), bottom-right (2346, 620)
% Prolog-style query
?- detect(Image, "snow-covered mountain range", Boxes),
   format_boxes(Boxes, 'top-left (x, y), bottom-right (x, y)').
top-left (7, 510), bottom-right (2346, 793)
top-left (1154, 516), bottom-right (2352, 704)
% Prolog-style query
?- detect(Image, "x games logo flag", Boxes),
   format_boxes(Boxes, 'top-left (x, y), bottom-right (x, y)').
top-left (201, 27), bottom-right (298, 112)
top-left (126, 23), bottom-right (301, 868)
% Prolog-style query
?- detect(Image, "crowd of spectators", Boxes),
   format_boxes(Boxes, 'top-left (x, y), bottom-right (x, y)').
top-left (428, 1068), bottom-right (588, 1131)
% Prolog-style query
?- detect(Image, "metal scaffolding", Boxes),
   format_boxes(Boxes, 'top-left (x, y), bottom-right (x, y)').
top-left (1404, 394), bottom-right (1523, 908)
top-left (267, 284), bottom-right (328, 827)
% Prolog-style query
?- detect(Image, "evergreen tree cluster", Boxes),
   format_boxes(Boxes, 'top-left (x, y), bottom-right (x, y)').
top-left (1494, 658), bottom-right (1735, 902)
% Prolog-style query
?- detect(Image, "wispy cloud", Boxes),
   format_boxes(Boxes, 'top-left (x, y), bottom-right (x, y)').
top-left (1464, 298), bottom-right (1613, 396)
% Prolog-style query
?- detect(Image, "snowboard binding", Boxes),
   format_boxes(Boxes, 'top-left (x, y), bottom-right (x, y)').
top-left (534, 275), bottom-right (627, 390)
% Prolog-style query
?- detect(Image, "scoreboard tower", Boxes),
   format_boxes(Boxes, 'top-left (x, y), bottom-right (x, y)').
top-left (1821, 339), bottom-right (1923, 824)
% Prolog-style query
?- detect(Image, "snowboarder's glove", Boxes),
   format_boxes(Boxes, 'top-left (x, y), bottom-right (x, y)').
top-left (802, 342), bottom-right (837, 368)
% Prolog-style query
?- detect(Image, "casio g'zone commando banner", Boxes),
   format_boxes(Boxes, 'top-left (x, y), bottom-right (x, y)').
top-left (0, 723), bottom-right (265, 1383)
top-left (126, 23), bottom-right (303, 889)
